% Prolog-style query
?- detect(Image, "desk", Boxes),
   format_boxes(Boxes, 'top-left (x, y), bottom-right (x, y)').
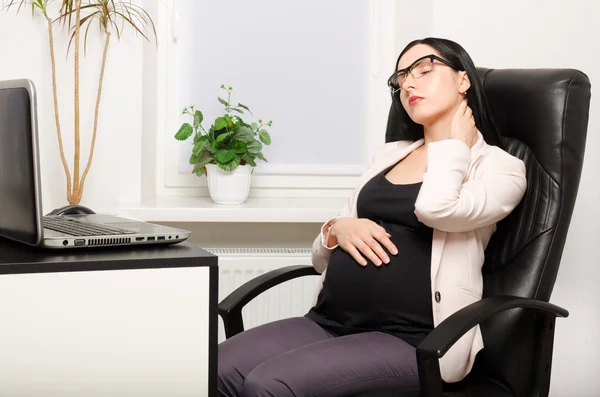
top-left (0, 238), bottom-right (218, 397)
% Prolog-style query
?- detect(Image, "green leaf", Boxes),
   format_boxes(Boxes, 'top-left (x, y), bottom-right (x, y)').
top-left (215, 149), bottom-right (236, 163)
top-left (193, 168), bottom-right (206, 177)
top-left (209, 140), bottom-right (220, 153)
top-left (242, 154), bottom-right (257, 167)
top-left (230, 108), bottom-right (245, 114)
top-left (175, 123), bottom-right (193, 140)
top-left (219, 157), bottom-right (242, 172)
top-left (194, 133), bottom-right (208, 145)
top-left (193, 139), bottom-right (209, 155)
top-left (216, 131), bottom-right (235, 142)
top-left (189, 153), bottom-right (198, 165)
top-left (195, 151), bottom-right (213, 165)
top-left (218, 97), bottom-right (230, 107)
top-left (258, 130), bottom-right (271, 145)
top-left (194, 110), bottom-right (203, 128)
top-left (214, 117), bottom-right (228, 131)
top-left (250, 122), bottom-right (259, 131)
top-left (232, 140), bottom-right (247, 154)
top-left (237, 103), bottom-right (253, 115)
top-left (247, 140), bottom-right (263, 154)
top-left (235, 126), bottom-right (254, 143)
top-left (255, 152), bottom-right (267, 161)
top-left (193, 152), bottom-right (214, 175)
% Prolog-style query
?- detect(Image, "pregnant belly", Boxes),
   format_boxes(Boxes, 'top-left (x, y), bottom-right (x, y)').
top-left (320, 225), bottom-right (432, 313)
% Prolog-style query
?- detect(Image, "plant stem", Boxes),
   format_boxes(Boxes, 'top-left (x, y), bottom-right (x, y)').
top-left (80, 30), bottom-right (110, 193)
top-left (70, 0), bottom-right (82, 204)
top-left (45, 15), bottom-right (72, 202)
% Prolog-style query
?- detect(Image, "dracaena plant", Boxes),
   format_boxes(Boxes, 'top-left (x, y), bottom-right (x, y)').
top-left (4, 0), bottom-right (156, 205)
top-left (174, 85), bottom-right (273, 176)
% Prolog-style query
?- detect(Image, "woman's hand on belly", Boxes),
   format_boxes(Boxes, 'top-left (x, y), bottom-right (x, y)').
top-left (330, 217), bottom-right (398, 266)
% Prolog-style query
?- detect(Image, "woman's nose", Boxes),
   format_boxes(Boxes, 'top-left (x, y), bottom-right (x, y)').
top-left (402, 73), bottom-right (417, 91)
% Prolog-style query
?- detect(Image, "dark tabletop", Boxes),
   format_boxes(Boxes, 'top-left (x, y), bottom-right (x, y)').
top-left (0, 237), bottom-right (217, 275)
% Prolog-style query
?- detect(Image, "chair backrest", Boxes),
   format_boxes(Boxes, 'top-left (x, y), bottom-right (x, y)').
top-left (385, 68), bottom-right (591, 396)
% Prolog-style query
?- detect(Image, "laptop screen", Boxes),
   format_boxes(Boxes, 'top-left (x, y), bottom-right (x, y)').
top-left (0, 84), bottom-right (40, 246)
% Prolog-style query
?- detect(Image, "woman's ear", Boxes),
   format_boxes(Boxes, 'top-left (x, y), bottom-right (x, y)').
top-left (458, 71), bottom-right (471, 95)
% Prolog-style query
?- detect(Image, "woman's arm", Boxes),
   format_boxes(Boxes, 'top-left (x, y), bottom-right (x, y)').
top-left (311, 202), bottom-right (350, 274)
top-left (311, 142), bottom-right (393, 273)
top-left (414, 139), bottom-right (527, 233)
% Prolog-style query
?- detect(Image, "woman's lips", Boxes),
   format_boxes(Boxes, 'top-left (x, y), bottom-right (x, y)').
top-left (409, 96), bottom-right (423, 105)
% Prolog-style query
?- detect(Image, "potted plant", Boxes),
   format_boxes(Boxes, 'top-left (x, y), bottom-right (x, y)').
top-left (5, 0), bottom-right (156, 205)
top-left (174, 85), bottom-right (273, 205)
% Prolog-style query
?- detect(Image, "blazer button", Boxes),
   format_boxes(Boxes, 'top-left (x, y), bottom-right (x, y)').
top-left (435, 291), bottom-right (441, 303)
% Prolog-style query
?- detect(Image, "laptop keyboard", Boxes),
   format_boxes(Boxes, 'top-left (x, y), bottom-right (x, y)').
top-left (43, 216), bottom-right (135, 237)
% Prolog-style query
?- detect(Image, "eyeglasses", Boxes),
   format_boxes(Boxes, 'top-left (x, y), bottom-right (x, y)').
top-left (387, 54), bottom-right (462, 94)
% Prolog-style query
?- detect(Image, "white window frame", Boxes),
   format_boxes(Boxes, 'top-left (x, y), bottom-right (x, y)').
top-left (145, 0), bottom-right (399, 199)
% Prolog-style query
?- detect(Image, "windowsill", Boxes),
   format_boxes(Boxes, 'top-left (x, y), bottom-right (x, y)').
top-left (118, 196), bottom-right (345, 223)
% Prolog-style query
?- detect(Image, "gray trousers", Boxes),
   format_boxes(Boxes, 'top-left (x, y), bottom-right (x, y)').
top-left (218, 317), bottom-right (420, 397)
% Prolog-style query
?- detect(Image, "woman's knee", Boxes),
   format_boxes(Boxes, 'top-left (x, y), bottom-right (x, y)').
top-left (239, 365), bottom-right (292, 397)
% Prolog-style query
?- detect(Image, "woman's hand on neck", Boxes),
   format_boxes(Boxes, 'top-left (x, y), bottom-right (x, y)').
top-left (422, 99), bottom-right (477, 148)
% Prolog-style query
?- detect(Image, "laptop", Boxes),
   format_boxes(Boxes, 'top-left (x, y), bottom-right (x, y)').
top-left (0, 78), bottom-right (191, 249)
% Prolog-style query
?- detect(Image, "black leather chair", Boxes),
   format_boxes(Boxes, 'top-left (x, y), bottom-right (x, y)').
top-left (218, 68), bottom-right (591, 397)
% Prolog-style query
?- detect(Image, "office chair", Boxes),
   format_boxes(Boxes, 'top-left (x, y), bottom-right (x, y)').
top-left (219, 67), bottom-right (591, 397)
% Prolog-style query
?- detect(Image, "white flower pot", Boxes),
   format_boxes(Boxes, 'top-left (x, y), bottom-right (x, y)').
top-left (205, 164), bottom-right (253, 205)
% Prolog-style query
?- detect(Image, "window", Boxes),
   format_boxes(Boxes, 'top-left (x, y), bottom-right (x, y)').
top-left (152, 0), bottom-right (397, 195)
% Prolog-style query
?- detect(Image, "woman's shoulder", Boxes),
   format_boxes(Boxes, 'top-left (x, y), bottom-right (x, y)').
top-left (480, 143), bottom-right (526, 174)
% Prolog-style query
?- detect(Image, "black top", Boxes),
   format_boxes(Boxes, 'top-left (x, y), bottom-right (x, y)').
top-left (306, 163), bottom-right (434, 346)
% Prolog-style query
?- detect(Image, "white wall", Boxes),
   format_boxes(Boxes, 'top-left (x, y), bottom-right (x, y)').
top-left (0, 4), bottom-right (144, 214)
top-left (428, 0), bottom-right (599, 395)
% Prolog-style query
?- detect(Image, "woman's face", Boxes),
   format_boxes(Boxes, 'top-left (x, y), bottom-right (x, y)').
top-left (396, 44), bottom-right (470, 126)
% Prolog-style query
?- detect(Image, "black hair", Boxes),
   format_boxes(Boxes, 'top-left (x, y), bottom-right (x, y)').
top-left (385, 37), bottom-right (503, 148)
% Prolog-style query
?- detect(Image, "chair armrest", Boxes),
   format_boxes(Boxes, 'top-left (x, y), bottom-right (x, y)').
top-left (218, 265), bottom-right (319, 338)
top-left (417, 295), bottom-right (568, 397)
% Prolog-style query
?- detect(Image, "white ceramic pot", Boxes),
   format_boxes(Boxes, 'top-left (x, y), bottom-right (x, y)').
top-left (205, 164), bottom-right (253, 205)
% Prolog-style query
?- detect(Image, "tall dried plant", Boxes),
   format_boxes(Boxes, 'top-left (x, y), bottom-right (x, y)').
top-left (4, 0), bottom-right (156, 204)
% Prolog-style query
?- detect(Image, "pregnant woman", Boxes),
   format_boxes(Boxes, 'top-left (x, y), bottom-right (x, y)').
top-left (218, 37), bottom-right (527, 397)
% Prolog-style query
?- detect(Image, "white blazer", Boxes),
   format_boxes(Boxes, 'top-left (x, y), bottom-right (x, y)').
top-left (311, 133), bottom-right (527, 383)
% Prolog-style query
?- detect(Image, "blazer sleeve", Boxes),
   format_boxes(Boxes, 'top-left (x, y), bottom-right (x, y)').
top-left (414, 139), bottom-right (527, 233)
top-left (311, 143), bottom-right (388, 273)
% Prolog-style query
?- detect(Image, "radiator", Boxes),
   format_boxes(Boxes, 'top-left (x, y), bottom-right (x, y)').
top-left (205, 248), bottom-right (319, 343)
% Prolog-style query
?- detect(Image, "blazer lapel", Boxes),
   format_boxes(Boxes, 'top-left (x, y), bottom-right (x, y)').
top-left (430, 229), bottom-right (447, 299)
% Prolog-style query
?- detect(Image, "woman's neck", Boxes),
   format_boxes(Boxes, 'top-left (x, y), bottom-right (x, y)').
top-left (422, 105), bottom-right (460, 146)
top-left (423, 118), bottom-right (451, 146)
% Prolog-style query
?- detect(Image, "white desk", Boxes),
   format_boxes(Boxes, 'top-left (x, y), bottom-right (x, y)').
top-left (0, 241), bottom-right (217, 397)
